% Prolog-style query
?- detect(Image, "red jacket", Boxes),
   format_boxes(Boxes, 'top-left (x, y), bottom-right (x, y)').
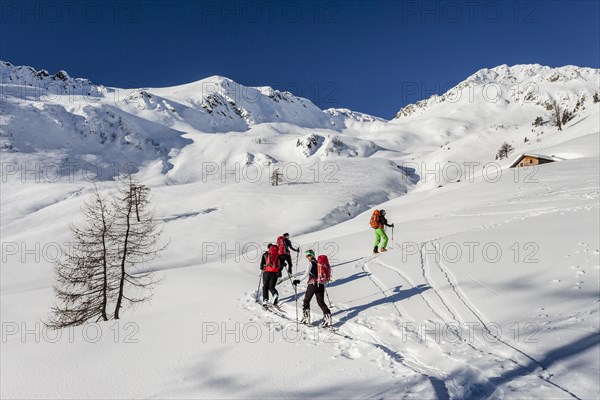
top-left (263, 247), bottom-right (280, 273)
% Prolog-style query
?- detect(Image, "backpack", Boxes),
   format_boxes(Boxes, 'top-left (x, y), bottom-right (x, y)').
top-left (277, 235), bottom-right (287, 255)
top-left (317, 255), bottom-right (331, 284)
top-left (264, 246), bottom-right (280, 273)
top-left (370, 210), bottom-right (380, 229)
top-left (260, 251), bottom-right (268, 270)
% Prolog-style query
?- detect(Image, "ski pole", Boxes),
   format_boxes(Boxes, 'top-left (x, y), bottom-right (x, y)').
top-left (324, 284), bottom-right (333, 309)
top-left (295, 246), bottom-right (300, 275)
top-left (392, 225), bottom-right (394, 241)
top-left (294, 284), bottom-right (299, 330)
top-left (286, 269), bottom-right (294, 285)
top-left (256, 272), bottom-right (263, 303)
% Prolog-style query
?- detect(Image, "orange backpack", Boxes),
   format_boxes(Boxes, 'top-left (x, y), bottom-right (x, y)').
top-left (370, 210), bottom-right (380, 229)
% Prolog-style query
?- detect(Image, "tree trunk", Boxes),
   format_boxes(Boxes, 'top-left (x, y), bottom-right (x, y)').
top-left (554, 101), bottom-right (562, 131)
top-left (100, 202), bottom-right (109, 321)
top-left (114, 193), bottom-right (133, 320)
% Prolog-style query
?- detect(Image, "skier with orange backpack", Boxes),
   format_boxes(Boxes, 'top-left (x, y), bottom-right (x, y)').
top-left (293, 249), bottom-right (332, 327)
top-left (370, 209), bottom-right (394, 254)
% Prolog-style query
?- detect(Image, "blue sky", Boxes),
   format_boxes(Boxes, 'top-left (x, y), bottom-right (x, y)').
top-left (1, 0), bottom-right (598, 118)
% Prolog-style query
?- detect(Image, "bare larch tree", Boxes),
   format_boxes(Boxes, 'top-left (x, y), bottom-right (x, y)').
top-left (112, 176), bottom-right (164, 319)
top-left (553, 100), bottom-right (562, 131)
top-left (496, 142), bottom-right (515, 160)
top-left (47, 176), bottom-right (165, 328)
top-left (47, 188), bottom-right (115, 328)
top-left (271, 168), bottom-right (283, 186)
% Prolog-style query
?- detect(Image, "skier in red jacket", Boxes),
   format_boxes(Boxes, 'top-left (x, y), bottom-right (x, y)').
top-left (262, 244), bottom-right (281, 307)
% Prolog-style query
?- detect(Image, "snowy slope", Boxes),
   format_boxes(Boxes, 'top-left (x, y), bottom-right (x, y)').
top-left (1, 62), bottom-right (599, 399)
top-left (2, 141), bottom-right (597, 399)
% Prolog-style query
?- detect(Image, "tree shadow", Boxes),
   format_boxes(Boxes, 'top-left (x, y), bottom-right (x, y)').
top-left (285, 181), bottom-right (313, 185)
top-left (333, 284), bottom-right (431, 327)
top-left (158, 207), bottom-right (218, 223)
top-left (331, 257), bottom-right (364, 268)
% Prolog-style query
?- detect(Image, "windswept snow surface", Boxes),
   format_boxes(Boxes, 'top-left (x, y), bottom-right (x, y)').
top-left (1, 62), bottom-right (599, 399)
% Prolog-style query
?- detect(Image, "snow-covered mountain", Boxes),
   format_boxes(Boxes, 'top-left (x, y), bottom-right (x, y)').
top-left (381, 64), bottom-right (600, 190)
top-left (0, 61), bottom-right (391, 178)
top-left (0, 61), bottom-right (381, 133)
top-left (128, 75), bottom-right (338, 132)
top-left (0, 60), bottom-right (103, 97)
top-left (395, 64), bottom-right (598, 119)
top-left (324, 107), bottom-right (387, 123)
top-left (1, 61), bottom-right (599, 399)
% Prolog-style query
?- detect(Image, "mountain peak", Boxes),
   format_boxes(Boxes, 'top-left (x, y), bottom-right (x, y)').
top-left (196, 74), bottom-right (236, 86)
top-left (467, 63), bottom-right (598, 86)
top-left (395, 63), bottom-right (599, 119)
top-left (0, 60), bottom-right (102, 97)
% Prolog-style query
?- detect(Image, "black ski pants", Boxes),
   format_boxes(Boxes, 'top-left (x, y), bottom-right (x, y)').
top-left (279, 254), bottom-right (293, 274)
top-left (262, 271), bottom-right (279, 304)
top-left (302, 283), bottom-right (330, 315)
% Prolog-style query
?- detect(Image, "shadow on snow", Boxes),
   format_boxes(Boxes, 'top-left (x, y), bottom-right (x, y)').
top-left (333, 284), bottom-right (431, 327)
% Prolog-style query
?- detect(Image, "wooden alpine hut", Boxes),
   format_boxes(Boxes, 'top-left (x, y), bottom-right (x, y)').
top-left (509, 153), bottom-right (560, 168)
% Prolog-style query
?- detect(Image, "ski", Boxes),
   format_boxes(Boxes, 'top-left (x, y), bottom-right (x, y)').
top-left (262, 303), bottom-right (287, 316)
top-left (271, 304), bottom-right (286, 313)
top-left (261, 303), bottom-right (352, 339)
top-left (322, 325), bottom-right (342, 334)
top-left (319, 324), bottom-right (352, 339)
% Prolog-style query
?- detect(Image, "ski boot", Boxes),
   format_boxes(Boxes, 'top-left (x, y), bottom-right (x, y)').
top-left (320, 314), bottom-right (333, 328)
top-left (380, 248), bottom-right (387, 252)
top-left (300, 309), bottom-right (311, 325)
top-left (276, 270), bottom-right (283, 284)
top-left (373, 246), bottom-right (379, 254)
top-left (272, 293), bottom-right (279, 307)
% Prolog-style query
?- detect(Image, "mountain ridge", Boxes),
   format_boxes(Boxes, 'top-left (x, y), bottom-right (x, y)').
top-left (1, 60), bottom-right (598, 188)
top-left (395, 63), bottom-right (599, 119)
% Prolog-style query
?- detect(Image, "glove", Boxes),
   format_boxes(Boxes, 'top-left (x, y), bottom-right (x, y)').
top-left (391, 223), bottom-right (395, 228)
top-left (292, 279), bottom-right (300, 286)
top-left (295, 248), bottom-right (300, 253)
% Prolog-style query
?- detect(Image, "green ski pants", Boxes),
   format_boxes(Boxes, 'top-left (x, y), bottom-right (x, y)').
top-left (374, 228), bottom-right (388, 249)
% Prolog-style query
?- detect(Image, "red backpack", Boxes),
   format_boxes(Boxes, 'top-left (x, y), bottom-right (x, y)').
top-left (277, 235), bottom-right (287, 255)
top-left (317, 255), bottom-right (331, 284)
top-left (264, 246), bottom-right (280, 273)
top-left (370, 210), bottom-right (380, 229)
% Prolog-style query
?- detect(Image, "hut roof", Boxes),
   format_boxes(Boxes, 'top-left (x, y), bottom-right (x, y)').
top-left (509, 153), bottom-right (562, 168)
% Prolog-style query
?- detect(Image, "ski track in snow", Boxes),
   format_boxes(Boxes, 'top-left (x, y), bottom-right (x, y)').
top-left (241, 258), bottom-right (451, 399)
top-left (385, 203), bottom-right (593, 399)
top-left (362, 259), bottom-right (500, 399)
top-left (425, 253), bottom-right (581, 399)
top-left (244, 255), bottom-right (491, 399)
top-left (377, 236), bottom-right (584, 398)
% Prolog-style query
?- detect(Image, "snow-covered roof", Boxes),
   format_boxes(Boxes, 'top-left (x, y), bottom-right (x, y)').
top-left (509, 153), bottom-right (563, 168)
